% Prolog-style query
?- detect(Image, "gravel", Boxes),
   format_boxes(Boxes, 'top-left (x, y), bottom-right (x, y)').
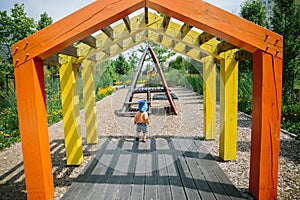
top-left (0, 87), bottom-right (299, 199)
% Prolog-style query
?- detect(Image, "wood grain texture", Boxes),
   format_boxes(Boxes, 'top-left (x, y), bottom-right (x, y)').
top-left (147, 0), bottom-right (283, 58)
top-left (14, 58), bottom-right (54, 199)
top-left (12, 0), bottom-right (144, 66)
top-left (250, 51), bottom-right (282, 199)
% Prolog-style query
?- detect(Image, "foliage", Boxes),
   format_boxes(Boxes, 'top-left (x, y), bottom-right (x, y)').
top-left (96, 87), bottom-right (115, 101)
top-left (44, 68), bottom-right (62, 125)
top-left (169, 56), bottom-right (186, 70)
top-left (139, 42), bottom-right (176, 63)
top-left (240, 0), bottom-right (267, 27)
top-left (0, 91), bottom-right (19, 150)
top-left (271, 0), bottom-right (300, 105)
top-left (0, 3), bottom-right (36, 75)
top-left (36, 12), bottom-right (53, 30)
top-left (112, 54), bottom-right (131, 75)
top-left (281, 104), bottom-right (300, 136)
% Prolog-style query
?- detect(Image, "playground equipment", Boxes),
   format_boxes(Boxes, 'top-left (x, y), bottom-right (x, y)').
top-left (12, 1), bottom-right (283, 199)
top-left (120, 43), bottom-right (178, 116)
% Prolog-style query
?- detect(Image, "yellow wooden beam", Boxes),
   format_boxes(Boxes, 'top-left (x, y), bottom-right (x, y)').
top-left (59, 55), bottom-right (83, 165)
top-left (202, 56), bottom-right (216, 140)
top-left (82, 60), bottom-right (98, 144)
top-left (219, 50), bottom-right (239, 161)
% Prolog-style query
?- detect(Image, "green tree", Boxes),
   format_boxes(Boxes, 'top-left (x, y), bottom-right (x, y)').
top-left (139, 41), bottom-right (176, 63)
top-left (271, 0), bottom-right (300, 103)
top-left (240, 0), bottom-right (267, 74)
top-left (113, 54), bottom-right (130, 75)
top-left (0, 3), bottom-right (36, 87)
top-left (240, 0), bottom-right (267, 27)
top-left (36, 12), bottom-right (53, 30)
top-left (169, 55), bottom-right (186, 70)
top-left (128, 52), bottom-right (139, 68)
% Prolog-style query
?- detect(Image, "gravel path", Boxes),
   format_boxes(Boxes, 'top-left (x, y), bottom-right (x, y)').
top-left (0, 87), bottom-right (299, 199)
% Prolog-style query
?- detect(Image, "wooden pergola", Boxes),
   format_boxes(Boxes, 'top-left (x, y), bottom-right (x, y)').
top-left (12, 1), bottom-right (283, 199)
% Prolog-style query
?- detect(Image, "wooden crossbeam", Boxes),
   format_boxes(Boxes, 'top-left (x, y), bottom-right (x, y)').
top-left (102, 26), bottom-right (114, 40)
top-left (217, 41), bottom-right (236, 54)
top-left (198, 32), bottom-right (214, 45)
top-left (80, 35), bottom-right (97, 48)
top-left (163, 15), bottom-right (171, 31)
top-left (185, 45), bottom-right (193, 53)
top-left (58, 46), bottom-right (78, 57)
top-left (43, 55), bottom-right (60, 66)
top-left (180, 23), bottom-right (193, 38)
top-left (235, 49), bottom-right (252, 61)
top-left (123, 16), bottom-right (131, 32)
top-left (145, 7), bottom-right (149, 24)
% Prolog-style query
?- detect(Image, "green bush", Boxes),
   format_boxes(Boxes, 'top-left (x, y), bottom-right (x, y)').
top-left (0, 92), bottom-right (20, 150)
top-left (281, 104), bottom-right (300, 137)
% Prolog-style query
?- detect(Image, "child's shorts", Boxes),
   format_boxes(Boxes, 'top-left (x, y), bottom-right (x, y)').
top-left (136, 123), bottom-right (148, 133)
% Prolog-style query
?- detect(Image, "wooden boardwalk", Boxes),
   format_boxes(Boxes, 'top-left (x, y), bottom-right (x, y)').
top-left (62, 137), bottom-right (246, 200)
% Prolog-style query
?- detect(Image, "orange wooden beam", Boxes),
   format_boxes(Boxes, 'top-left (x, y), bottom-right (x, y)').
top-left (14, 58), bottom-right (54, 199)
top-left (12, 0), bottom-right (144, 66)
top-left (250, 50), bottom-right (282, 199)
top-left (147, 0), bottom-right (283, 58)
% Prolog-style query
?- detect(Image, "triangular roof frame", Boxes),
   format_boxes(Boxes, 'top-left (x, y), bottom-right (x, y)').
top-left (12, 1), bottom-right (283, 200)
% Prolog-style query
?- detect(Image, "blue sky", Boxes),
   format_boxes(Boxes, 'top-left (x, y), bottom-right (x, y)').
top-left (0, 0), bottom-right (245, 22)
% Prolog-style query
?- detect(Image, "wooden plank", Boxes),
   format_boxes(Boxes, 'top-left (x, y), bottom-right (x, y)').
top-left (59, 46), bottom-right (78, 57)
top-left (103, 141), bottom-right (132, 200)
top-left (123, 16), bottom-right (131, 32)
top-left (43, 55), bottom-right (60, 66)
top-left (165, 139), bottom-right (187, 200)
top-left (115, 141), bottom-right (139, 200)
top-left (235, 49), bottom-right (252, 61)
top-left (131, 142), bottom-right (147, 200)
top-left (80, 35), bottom-right (97, 48)
top-left (180, 23), bottom-right (193, 38)
top-left (179, 139), bottom-right (216, 199)
top-left (61, 139), bottom-right (110, 199)
top-left (147, 0), bottom-right (283, 58)
top-left (144, 140), bottom-right (158, 200)
top-left (192, 140), bottom-right (236, 200)
top-left (217, 41), bottom-right (236, 54)
top-left (198, 32), bottom-right (214, 45)
top-left (156, 139), bottom-right (172, 200)
top-left (87, 141), bottom-right (124, 200)
top-left (145, 7), bottom-right (149, 24)
top-left (163, 15), bottom-right (171, 31)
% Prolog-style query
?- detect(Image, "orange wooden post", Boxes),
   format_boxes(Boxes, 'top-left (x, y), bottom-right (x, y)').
top-left (250, 50), bottom-right (282, 199)
top-left (14, 58), bottom-right (54, 199)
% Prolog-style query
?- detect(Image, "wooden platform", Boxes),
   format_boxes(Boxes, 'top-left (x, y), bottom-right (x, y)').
top-left (62, 137), bottom-right (246, 200)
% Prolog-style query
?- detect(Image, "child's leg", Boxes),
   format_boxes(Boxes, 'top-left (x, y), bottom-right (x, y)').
top-left (143, 133), bottom-right (146, 141)
top-left (136, 131), bottom-right (140, 141)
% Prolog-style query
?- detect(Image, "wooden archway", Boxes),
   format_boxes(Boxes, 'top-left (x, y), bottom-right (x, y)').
top-left (12, 0), bottom-right (282, 199)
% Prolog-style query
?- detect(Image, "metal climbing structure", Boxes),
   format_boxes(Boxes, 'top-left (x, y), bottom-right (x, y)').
top-left (121, 44), bottom-right (178, 115)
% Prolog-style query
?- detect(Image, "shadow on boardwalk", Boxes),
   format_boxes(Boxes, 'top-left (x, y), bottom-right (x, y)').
top-left (62, 137), bottom-right (246, 200)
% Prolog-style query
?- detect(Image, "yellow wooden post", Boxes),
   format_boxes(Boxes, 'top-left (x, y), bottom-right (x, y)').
top-left (82, 60), bottom-right (98, 144)
top-left (59, 55), bottom-right (83, 165)
top-left (202, 56), bottom-right (216, 140)
top-left (219, 50), bottom-right (238, 161)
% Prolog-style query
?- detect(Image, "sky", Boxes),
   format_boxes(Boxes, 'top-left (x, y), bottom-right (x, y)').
top-left (0, 0), bottom-right (245, 22)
